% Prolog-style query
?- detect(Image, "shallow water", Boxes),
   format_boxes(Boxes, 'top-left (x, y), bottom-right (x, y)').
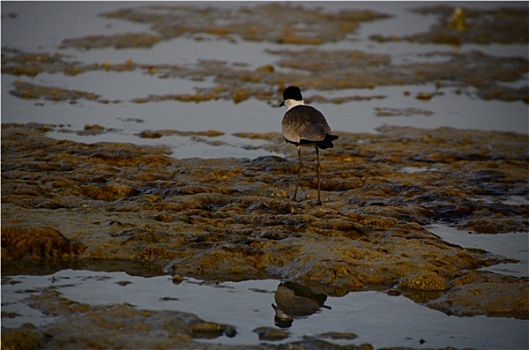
top-left (2, 269), bottom-right (528, 349)
top-left (2, 1), bottom-right (528, 159)
top-left (429, 223), bottom-right (529, 278)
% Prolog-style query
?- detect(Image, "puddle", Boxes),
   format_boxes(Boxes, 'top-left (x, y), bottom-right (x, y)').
top-left (428, 224), bottom-right (529, 278)
top-left (468, 195), bottom-right (529, 207)
top-left (2, 269), bottom-right (528, 349)
top-left (502, 196), bottom-right (529, 206)
top-left (400, 166), bottom-right (432, 174)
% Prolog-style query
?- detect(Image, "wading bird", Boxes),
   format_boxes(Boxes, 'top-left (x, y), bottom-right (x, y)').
top-left (280, 86), bottom-right (338, 205)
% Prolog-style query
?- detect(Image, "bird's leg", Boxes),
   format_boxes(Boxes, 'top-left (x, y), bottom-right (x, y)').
top-left (293, 145), bottom-right (302, 201)
top-left (315, 145), bottom-right (322, 205)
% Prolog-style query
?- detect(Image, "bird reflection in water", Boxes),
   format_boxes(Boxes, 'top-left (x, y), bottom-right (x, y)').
top-left (272, 281), bottom-right (331, 328)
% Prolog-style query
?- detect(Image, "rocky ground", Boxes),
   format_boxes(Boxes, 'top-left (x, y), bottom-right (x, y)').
top-left (2, 122), bottom-right (528, 349)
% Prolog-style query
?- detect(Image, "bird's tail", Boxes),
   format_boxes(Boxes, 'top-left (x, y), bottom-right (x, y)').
top-left (316, 134), bottom-right (339, 149)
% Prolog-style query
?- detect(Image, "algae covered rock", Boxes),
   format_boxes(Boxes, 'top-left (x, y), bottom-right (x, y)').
top-left (2, 123), bottom-right (528, 320)
top-left (398, 271), bottom-right (450, 291)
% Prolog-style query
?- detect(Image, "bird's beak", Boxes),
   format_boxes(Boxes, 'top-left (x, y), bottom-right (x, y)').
top-left (279, 101), bottom-right (285, 107)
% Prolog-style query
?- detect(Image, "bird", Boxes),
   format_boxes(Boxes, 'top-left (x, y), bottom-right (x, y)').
top-left (280, 86), bottom-right (338, 205)
top-left (272, 281), bottom-right (330, 328)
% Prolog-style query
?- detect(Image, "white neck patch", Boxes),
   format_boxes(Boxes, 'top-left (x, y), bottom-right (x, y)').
top-left (283, 99), bottom-right (305, 111)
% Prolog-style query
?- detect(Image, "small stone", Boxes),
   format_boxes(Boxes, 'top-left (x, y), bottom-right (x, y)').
top-left (115, 281), bottom-right (132, 287)
top-left (317, 331), bottom-right (358, 340)
top-left (416, 92), bottom-right (432, 100)
top-left (387, 288), bottom-right (401, 296)
top-left (189, 322), bottom-right (228, 339)
top-left (172, 274), bottom-right (184, 285)
top-left (253, 326), bottom-right (289, 341)
top-left (256, 65), bottom-right (274, 73)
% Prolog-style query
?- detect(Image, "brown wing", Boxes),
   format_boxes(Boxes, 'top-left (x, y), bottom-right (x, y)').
top-left (282, 105), bottom-right (331, 144)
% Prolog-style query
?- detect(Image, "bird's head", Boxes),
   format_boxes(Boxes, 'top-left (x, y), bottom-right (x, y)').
top-left (279, 86), bottom-right (304, 109)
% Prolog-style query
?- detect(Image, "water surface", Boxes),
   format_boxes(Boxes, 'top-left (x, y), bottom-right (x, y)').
top-left (2, 269), bottom-right (528, 349)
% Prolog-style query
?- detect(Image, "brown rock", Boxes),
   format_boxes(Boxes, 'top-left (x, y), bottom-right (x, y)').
top-left (399, 271), bottom-right (450, 291)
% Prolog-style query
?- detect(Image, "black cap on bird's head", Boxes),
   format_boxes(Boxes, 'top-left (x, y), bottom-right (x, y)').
top-left (279, 86), bottom-right (303, 107)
